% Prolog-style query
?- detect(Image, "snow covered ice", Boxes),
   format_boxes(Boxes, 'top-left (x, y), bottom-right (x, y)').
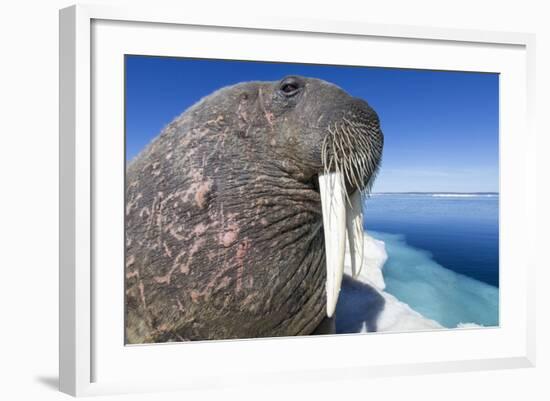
top-left (335, 231), bottom-right (499, 334)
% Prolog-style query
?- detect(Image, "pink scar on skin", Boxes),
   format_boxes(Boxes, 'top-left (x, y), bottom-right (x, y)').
top-left (138, 280), bottom-right (146, 308)
top-left (215, 276), bottom-right (231, 291)
top-left (153, 234), bottom-right (205, 284)
top-left (126, 255), bottom-right (135, 268)
top-left (190, 290), bottom-right (200, 302)
top-left (153, 264), bottom-right (178, 285)
top-left (220, 222), bottom-right (239, 247)
top-left (172, 250), bottom-right (188, 274)
top-left (235, 238), bottom-right (252, 293)
top-left (192, 222), bottom-right (208, 236)
top-left (126, 269), bottom-right (139, 280)
top-left (139, 207), bottom-right (150, 218)
top-left (125, 193), bottom-right (143, 216)
top-left (236, 239), bottom-right (251, 259)
top-left (194, 180), bottom-right (212, 209)
top-left (258, 88), bottom-right (274, 127)
top-left (175, 297), bottom-right (185, 313)
top-left (157, 323), bottom-right (169, 332)
top-left (242, 292), bottom-right (256, 306)
top-left (168, 226), bottom-right (185, 241)
top-left (173, 237), bottom-right (206, 275)
top-left (163, 241), bottom-right (172, 258)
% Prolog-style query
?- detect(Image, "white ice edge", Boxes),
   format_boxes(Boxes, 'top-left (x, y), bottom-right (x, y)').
top-left (343, 233), bottom-right (489, 332)
top-left (343, 233), bottom-right (444, 332)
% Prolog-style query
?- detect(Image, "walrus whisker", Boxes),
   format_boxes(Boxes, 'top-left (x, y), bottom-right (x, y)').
top-left (321, 121), bottom-right (381, 202)
top-left (332, 136), bottom-right (355, 207)
top-left (345, 125), bottom-right (373, 193)
top-left (347, 142), bottom-right (365, 190)
top-left (341, 125), bottom-right (370, 190)
top-left (334, 132), bottom-right (354, 202)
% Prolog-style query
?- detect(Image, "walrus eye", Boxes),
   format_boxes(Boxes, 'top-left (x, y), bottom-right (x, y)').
top-left (281, 83), bottom-right (298, 94)
top-left (279, 77), bottom-right (302, 97)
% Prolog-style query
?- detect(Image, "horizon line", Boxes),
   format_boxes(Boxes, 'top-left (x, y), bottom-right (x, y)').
top-left (371, 191), bottom-right (499, 194)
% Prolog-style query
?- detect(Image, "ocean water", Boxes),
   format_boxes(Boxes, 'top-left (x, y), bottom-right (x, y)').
top-left (364, 193), bottom-right (499, 327)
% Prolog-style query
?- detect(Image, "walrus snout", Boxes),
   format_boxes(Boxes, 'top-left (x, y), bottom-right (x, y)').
top-left (320, 96), bottom-right (383, 194)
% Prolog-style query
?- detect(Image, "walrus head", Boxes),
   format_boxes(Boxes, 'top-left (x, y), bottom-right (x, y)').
top-left (207, 75), bottom-right (384, 317)
top-left (126, 75), bottom-right (383, 341)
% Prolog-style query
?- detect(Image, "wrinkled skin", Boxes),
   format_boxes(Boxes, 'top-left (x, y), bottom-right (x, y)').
top-left (125, 76), bottom-right (383, 343)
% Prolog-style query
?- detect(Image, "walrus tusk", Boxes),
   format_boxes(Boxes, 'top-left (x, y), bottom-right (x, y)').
top-left (319, 172), bottom-right (346, 318)
top-left (347, 191), bottom-right (364, 278)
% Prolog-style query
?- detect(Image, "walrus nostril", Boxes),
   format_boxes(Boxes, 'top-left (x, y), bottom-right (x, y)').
top-left (348, 98), bottom-right (378, 123)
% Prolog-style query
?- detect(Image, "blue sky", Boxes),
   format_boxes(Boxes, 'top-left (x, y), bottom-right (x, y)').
top-left (126, 56), bottom-right (499, 193)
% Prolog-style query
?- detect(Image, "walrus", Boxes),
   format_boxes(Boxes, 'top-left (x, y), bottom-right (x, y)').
top-left (125, 75), bottom-right (383, 343)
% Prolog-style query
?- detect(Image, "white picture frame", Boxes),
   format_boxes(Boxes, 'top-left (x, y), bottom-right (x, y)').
top-left (59, 3), bottom-right (536, 397)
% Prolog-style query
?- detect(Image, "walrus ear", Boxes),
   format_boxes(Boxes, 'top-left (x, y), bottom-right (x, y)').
top-left (318, 172), bottom-right (346, 318)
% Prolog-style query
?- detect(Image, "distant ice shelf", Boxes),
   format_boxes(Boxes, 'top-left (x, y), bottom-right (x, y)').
top-left (430, 193), bottom-right (498, 198)
top-left (371, 192), bottom-right (499, 198)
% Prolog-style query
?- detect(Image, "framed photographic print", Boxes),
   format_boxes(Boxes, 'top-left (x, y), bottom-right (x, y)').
top-left (59, 4), bottom-right (536, 397)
